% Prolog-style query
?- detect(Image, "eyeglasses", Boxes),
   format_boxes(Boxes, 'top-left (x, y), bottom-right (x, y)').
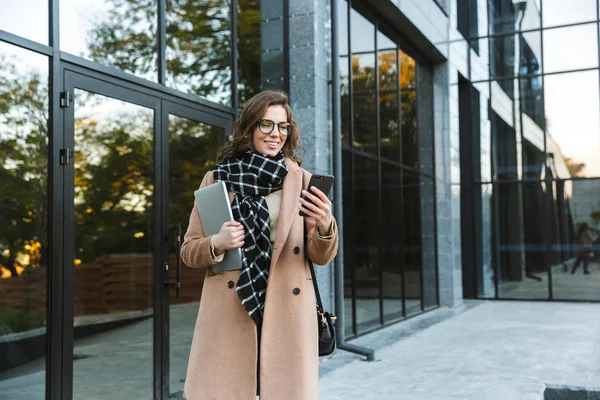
top-left (256, 119), bottom-right (291, 136)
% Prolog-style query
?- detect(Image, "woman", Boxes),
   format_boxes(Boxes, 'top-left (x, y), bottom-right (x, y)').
top-left (571, 222), bottom-right (597, 275)
top-left (181, 90), bottom-right (338, 400)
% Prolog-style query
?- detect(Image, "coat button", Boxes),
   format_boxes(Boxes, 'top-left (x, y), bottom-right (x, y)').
top-left (293, 246), bottom-right (300, 254)
top-left (293, 288), bottom-right (300, 295)
top-left (228, 280), bottom-right (235, 289)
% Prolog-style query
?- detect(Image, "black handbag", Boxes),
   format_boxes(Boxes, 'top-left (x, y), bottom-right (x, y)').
top-left (304, 224), bottom-right (336, 356)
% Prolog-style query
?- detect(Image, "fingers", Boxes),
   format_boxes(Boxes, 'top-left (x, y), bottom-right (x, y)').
top-left (309, 186), bottom-right (331, 204)
top-left (300, 196), bottom-right (326, 216)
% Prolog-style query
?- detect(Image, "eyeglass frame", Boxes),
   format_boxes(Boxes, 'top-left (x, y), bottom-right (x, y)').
top-left (256, 119), bottom-right (292, 136)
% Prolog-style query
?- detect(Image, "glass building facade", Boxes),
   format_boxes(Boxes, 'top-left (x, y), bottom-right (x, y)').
top-left (460, 0), bottom-right (600, 302)
top-left (1, 0), bottom-right (600, 398)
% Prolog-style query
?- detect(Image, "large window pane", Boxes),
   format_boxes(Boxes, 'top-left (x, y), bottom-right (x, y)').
top-left (382, 164), bottom-right (403, 322)
top-left (543, 24), bottom-right (599, 74)
top-left (552, 179), bottom-right (600, 301)
top-left (403, 172), bottom-right (423, 315)
top-left (542, 0), bottom-right (597, 28)
top-left (0, 0), bottom-right (48, 44)
top-left (72, 92), bottom-right (154, 399)
top-left (0, 43), bottom-right (48, 400)
top-left (544, 71), bottom-right (600, 178)
top-left (494, 182), bottom-right (550, 299)
top-left (166, 0), bottom-right (232, 105)
top-left (61, 0), bottom-right (158, 82)
top-left (354, 156), bottom-right (381, 333)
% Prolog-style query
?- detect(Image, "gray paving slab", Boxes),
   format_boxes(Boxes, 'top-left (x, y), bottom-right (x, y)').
top-left (319, 301), bottom-right (600, 400)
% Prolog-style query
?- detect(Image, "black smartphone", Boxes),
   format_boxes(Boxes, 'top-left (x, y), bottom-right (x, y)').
top-left (299, 174), bottom-right (335, 217)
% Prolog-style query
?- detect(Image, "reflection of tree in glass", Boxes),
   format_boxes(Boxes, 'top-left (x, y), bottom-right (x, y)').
top-left (564, 157), bottom-right (586, 177)
top-left (348, 51), bottom-right (416, 161)
top-left (73, 110), bottom-right (155, 263)
top-left (0, 56), bottom-right (48, 278)
top-left (86, 0), bottom-right (262, 105)
top-left (168, 115), bottom-right (223, 234)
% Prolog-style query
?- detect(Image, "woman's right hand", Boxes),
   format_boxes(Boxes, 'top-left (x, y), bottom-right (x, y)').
top-left (212, 221), bottom-right (245, 255)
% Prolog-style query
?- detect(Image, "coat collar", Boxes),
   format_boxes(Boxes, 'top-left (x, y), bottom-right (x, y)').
top-left (270, 157), bottom-right (301, 269)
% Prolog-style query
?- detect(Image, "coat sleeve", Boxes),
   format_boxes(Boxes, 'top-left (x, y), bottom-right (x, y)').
top-left (180, 171), bottom-right (220, 269)
top-left (302, 169), bottom-right (339, 266)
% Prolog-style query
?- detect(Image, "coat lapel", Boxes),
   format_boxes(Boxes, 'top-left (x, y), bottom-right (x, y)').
top-left (270, 158), bottom-right (301, 269)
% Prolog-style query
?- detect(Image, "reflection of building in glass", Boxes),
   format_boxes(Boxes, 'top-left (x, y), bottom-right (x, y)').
top-left (1, 0), bottom-right (600, 397)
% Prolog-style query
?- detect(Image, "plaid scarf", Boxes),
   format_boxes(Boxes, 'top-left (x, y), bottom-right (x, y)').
top-left (213, 151), bottom-right (288, 325)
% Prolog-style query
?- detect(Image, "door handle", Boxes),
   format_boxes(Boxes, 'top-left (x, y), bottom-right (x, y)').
top-left (175, 224), bottom-right (182, 299)
top-left (164, 224), bottom-right (182, 299)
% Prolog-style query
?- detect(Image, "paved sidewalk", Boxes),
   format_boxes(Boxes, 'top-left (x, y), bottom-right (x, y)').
top-left (319, 301), bottom-right (600, 400)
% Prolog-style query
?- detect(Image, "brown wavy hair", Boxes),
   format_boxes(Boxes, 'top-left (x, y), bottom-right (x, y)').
top-left (217, 90), bottom-right (304, 164)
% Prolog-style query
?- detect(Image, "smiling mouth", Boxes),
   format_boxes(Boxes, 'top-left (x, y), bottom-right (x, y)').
top-left (265, 141), bottom-right (280, 148)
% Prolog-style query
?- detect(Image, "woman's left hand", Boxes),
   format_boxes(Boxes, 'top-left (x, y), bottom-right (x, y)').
top-left (299, 187), bottom-right (333, 232)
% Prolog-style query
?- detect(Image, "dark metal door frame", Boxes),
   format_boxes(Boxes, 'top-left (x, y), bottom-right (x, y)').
top-left (159, 101), bottom-right (231, 399)
top-left (58, 66), bottom-right (233, 400)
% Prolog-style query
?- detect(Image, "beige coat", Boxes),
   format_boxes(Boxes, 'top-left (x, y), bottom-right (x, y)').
top-left (181, 158), bottom-right (338, 400)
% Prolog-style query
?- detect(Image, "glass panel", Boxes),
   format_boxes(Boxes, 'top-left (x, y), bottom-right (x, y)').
top-left (421, 177), bottom-right (438, 308)
top-left (350, 8), bottom-right (374, 54)
top-left (354, 156), bottom-right (380, 333)
top-left (490, 0), bottom-right (540, 35)
top-left (342, 150), bottom-right (354, 337)
top-left (400, 51), bottom-right (416, 89)
top-left (495, 182), bottom-right (550, 299)
top-left (60, 0), bottom-right (158, 82)
top-left (381, 164), bottom-right (403, 322)
top-left (552, 179), bottom-right (600, 300)
top-left (542, 0), bottom-right (597, 28)
top-left (491, 34), bottom-right (516, 80)
top-left (401, 87), bottom-right (418, 169)
top-left (380, 91), bottom-right (399, 161)
top-left (544, 71), bottom-right (600, 178)
top-left (72, 91), bottom-right (154, 399)
top-left (378, 34), bottom-right (398, 160)
top-left (338, 0), bottom-right (349, 56)
top-left (520, 31), bottom-right (542, 77)
top-left (491, 109), bottom-right (520, 181)
top-left (0, 0), bottom-right (48, 44)
top-left (352, 94), bottom-right (376, 155)
top-left (352, 53), bottom-right (376, 93)
top-left (341, 56), bottom-right (350, 147)
top-left (166, 0), bottom-right (232, 105)
top-left (478, 184), bottom-right (495, 298)
top-left (238, 0), bottom-right (262, 106)
top-left (168, 115), bottom-right (223, 395)
top-left (401, 51), bottom-right (417, 168)
top-left (403, 172), bottom-right (422, 315)
top-left (543, 24), bottom-right (599, 74)
top-left (519, 75), bottom-right (544, 129)
top-left (0, 43), bottom-right (48, 399)
top-left (418, 65), bottom-right (435, 177)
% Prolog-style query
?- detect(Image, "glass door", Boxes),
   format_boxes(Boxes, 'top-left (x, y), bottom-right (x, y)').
top-left (161, 102), bottom-right (229, 398)
top-left (63, 70), bottom-right (161, 400)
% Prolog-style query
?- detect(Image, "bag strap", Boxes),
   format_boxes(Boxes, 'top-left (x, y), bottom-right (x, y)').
top-left (304, 220), bottom-right (324, 310)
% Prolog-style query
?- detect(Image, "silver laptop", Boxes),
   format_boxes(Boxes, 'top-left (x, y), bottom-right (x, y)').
top-left (194, 181), bottom-right (243, 272)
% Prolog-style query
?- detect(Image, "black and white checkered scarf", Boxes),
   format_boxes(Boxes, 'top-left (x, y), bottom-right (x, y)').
top-left (213, 150), bottom-right (288, 325)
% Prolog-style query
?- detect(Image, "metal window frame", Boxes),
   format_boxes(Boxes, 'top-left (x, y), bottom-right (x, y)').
top-left (471, 0), bottom-right (600, 303)
top-left (2, 0), bottom-right (243, 398)
top-left (342, 0), bottom-right (439, 338)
